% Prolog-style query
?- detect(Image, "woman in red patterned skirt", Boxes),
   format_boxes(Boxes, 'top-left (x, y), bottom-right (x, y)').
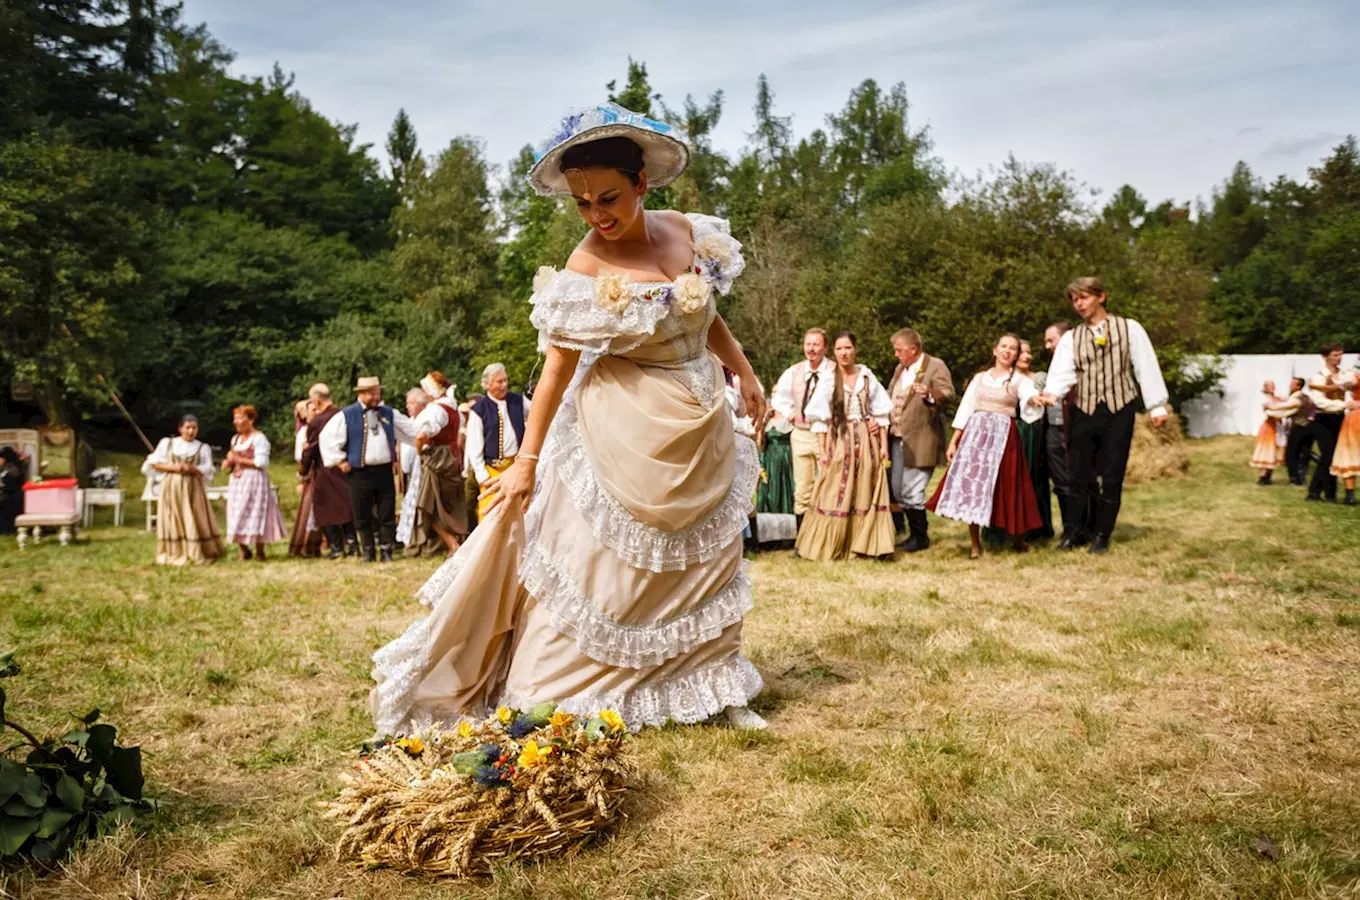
top-left (927, 334), bottom-right (1045, 559)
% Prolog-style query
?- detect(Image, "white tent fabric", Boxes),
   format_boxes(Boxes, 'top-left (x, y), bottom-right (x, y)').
top-left (1181, 353), bottom-right (1359, 438)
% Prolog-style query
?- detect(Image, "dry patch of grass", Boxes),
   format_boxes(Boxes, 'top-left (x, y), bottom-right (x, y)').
top-left (2, 437), bottom-right (1358, 899)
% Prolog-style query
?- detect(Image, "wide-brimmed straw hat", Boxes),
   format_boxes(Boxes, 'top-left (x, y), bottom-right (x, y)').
top-left (527, 102), bottom-right (690, 198)
top-left (354, 376), bottom-right (382, 391)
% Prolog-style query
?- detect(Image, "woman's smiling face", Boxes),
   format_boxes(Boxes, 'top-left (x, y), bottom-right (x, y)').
top-left (568, 167), bottom-right (646, 240)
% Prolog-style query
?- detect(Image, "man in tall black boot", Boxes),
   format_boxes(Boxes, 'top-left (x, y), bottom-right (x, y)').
top-left (1303, 343), bottom-right (1352, 502)
top-left (319, 376), bottom-right (418, 562)
top-left (1038, 277), bottom-right (1170, 555)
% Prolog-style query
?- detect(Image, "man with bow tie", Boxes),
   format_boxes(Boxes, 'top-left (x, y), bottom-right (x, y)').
top-left (770, 328), bottom-right (837, 533)
top-left (320, 376), bottom-right (418, 562)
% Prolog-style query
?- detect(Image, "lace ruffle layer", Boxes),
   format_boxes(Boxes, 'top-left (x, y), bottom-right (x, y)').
top-left (519, 542), bottom-right (753, 669)
top-left (499, 654), bottom-right (764, 732)
top-left (370, 614), bottom-right (435, 737)
top-left (414, 549), bottom-right (469, 607)
top-left (539, 392), bottom-right (760, 573)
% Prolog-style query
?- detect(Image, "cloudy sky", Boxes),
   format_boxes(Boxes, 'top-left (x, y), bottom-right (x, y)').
top-left (180, 0), bottom-right (1357, 207)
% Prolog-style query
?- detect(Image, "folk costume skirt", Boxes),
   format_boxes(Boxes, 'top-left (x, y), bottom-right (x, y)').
top-left (928, 412), bottom-right (1042, 536)
top-left (1329, 410), bottom-right (1360, 478)
top-left (757, 430), bottom-right (795, 515)
top-left (407, 444), bottom-right (469, 556)
top-left (289, 479), bottom-right (324, 557)
top-left (225, 468), bottom-right (287, 544)
top-left (1251, 419), bottom-right (1286, 471)
top-left (794, 419), bottom-right (895, 561)
top-left (156, 472), bottom-right (223, 566)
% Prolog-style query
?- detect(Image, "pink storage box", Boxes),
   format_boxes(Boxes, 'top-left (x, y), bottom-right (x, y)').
top-left (22, 478), bottom-right (79, 515)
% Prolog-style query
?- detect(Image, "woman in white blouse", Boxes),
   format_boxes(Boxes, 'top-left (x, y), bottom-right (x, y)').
top-left (142, 415), bottom-right (223, 566)
top-left (221, 405), bottom-right (287, 560)
top-left (927, 334), bottom-right (1045, 559)
top-left (795, 331), bottom-right (896, 561)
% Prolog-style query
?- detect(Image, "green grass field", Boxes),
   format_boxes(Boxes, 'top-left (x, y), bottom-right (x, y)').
top-left (2, 437), bottom-right (1358, 899)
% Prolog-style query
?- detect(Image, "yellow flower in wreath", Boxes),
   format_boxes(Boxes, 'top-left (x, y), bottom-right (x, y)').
top-left (517, 740), bottom-right (545, 769)
top-left (548, 710), bottom-right (576, 731)
top-left (396, 736), bottom-right (425, 755)
top-left (457, 721), bottom-right (474, 739)
top-left (496, 706), bottom-right (515, 725)
top-left (599, 710), bottom-right (626, 733)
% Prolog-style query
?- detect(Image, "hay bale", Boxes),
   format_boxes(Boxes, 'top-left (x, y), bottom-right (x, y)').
top-left (1125, 412), bottom-right (1189, 484)
top-left (325, 707), bottom-right (635, 878)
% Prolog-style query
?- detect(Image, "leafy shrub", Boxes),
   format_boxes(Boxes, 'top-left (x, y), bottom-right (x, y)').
top-left (0, 651), bottom-right (155, 864)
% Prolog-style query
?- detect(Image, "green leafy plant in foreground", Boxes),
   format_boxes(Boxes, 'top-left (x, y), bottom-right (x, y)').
top-left (0, 650), bottom-right (156, 864)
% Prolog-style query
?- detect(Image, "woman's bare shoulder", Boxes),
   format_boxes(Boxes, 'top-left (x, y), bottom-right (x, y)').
top-left (564, 241), bottom-right (602, 277)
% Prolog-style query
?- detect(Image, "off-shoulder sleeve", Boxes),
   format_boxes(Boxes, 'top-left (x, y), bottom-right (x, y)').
top-left (687, 213), bottom-right (746, 295)
top-left (528, 269), bottom-right (674, 355)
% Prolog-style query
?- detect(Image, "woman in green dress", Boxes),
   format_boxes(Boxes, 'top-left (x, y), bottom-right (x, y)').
top-left (757, 411), bottom-right (795, 515)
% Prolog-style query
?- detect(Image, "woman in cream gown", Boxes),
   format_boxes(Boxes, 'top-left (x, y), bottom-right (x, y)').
top-left (371, 104), bottom-right (767, 734)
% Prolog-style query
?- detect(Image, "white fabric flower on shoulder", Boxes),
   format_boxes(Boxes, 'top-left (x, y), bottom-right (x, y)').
top-left (593, 273), bottom-right (633, 315)
top-left (672, 272), bottom-right (713, 315)
top-left (694, 234), bottom-right (734, 270)
top-left (691, 227), bottom-right (744, 295)
top-left (532, 265), bottom-right (558, 294)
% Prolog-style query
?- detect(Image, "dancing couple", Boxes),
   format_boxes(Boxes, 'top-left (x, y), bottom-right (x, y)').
top-left (371, 104), bottom-right (767, 735)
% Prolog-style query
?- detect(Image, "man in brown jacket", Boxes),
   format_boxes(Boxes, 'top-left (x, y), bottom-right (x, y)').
top-left (886, 328), bottom-right (955, 551)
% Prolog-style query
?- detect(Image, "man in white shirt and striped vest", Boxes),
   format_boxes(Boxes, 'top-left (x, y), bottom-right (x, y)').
top-left (1038, 277), bottom-right (1169, 555)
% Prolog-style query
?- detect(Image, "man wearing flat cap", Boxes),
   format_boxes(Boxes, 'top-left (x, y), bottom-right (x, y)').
top-left (319, 376), bottom-right (418, 562)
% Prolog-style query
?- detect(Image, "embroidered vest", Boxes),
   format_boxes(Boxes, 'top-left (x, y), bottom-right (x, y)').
top-left (342, 403), bottom-right (396, 469)
top-left (1071, 316), bottom-right (1138, 415)
top-left (472, 394), bottom-right (525, 463)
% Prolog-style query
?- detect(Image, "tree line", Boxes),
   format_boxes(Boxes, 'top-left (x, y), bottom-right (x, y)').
top-left (2, 2), bottom-right (1357, 444)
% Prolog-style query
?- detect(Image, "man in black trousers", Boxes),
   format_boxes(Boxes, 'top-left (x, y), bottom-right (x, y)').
top-left (319, 376), bottom-right (418, 562)
top-left (1303, 343), bottom-right (1350, 503)
top-left (1038, 277), bottom-right (1170, 555)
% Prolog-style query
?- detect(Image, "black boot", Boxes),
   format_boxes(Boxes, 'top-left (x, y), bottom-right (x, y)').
top-left (903, 509), bottom-right (930, 552)
top-left (379, 545), bottom-right (393, 563)
top-left (361, 541), bottom-right (377, 563)
top-left (1058, 530), bottom-right (1088, 550)
top-left (324, 526), bottom-right (345, 559)
top-left (1345, 489), bottom-right (1356, 506)
top-left (1257, 470), bottom-right (1272, 486)
top-left (891, 510), bottom-right (905, 541)
top-left (1088, 533), bottom-right (1110, 555)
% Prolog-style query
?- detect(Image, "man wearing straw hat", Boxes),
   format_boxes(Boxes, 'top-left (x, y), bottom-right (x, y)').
top-left (319, 376), bottom-right (418, 562)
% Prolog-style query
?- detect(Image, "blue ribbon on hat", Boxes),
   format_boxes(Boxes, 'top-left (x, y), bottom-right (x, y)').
top-left (533, 103), bottom-right (675, 164)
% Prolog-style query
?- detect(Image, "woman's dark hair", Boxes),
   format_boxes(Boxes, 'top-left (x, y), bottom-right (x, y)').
top-left (178, 414), bottom-right (198, 428)
top-left (830, 331), bottom-right (858, 440)
top-left (559, 136), bottom-right (645, 186)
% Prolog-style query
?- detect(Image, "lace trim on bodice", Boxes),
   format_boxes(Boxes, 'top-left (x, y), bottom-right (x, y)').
top-left (519, 542), bottom-right (753, 669)
top-left (528, 214), bottom-right (744, 356)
